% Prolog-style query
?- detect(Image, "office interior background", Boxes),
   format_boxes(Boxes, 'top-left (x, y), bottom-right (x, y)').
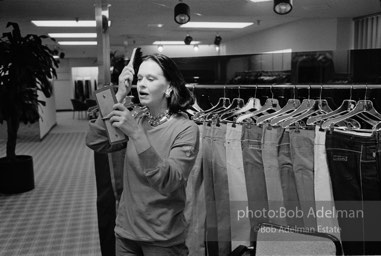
top-left (1, 0), bottom-right (381, 255)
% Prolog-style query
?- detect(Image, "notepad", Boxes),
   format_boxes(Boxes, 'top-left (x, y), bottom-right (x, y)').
top-left (94, 86), bottom-right (127, 144)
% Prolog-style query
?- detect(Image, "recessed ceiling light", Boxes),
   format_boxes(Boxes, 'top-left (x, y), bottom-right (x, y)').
top-left (147, 23), bottom-right (164, 28)
top-left (180, 22), bottom-right (253, 29)
top-left (58, 41), bottom-right (97, 45)
top-left (32, 20), bottom-right (111, 27)
top-left (48, 33), bottom-right (97, 38)
top-left (152, 41), bottom-right (201, 45)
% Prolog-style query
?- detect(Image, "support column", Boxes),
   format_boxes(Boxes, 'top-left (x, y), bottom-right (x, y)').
top-left (94, 2), bottom-right (123, 256)
top-left (95, 0), bottom-right (111, 86)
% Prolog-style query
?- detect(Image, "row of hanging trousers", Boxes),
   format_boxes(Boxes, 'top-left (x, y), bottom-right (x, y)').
top-left (185, 122), bottom-right (381, 256)
top-left (326, 130), bottom-right (381, 255)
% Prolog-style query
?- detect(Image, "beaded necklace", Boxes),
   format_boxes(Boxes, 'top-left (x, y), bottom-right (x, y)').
top-left (146, 110), bottom-right (171, 127)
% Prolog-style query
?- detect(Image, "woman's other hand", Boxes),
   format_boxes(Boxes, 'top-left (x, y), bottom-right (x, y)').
top-left (116, 65), bottom-right (134, 102)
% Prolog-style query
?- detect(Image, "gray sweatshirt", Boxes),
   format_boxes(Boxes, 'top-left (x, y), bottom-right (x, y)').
top-left (86, 112), bottom-right (199, 246)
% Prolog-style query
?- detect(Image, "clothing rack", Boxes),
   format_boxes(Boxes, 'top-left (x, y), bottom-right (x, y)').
top-left (185, 83), bottom-right (381, 89)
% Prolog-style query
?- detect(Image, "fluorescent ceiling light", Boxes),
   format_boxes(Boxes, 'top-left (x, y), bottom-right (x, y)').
top-left (264, 48), bottom-right (292, 53)
top-left (180, 22), bottom-right (253, 29)
top-left (249, 0), bottom-right (271, 2)
top-left (48, 33), bottom-right (97, 38)
top-left (152, 41), bottom-right (201, 45)
top-left (32, 20), bottom-right (111, 27)
top-left (58, 41), bottom-right (97, 45)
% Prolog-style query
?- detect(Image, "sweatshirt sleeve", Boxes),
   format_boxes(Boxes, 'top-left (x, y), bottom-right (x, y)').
top-left (138, 123), bottom-right (200, 196)
top-left (85, 116), bottom-right (127, 153)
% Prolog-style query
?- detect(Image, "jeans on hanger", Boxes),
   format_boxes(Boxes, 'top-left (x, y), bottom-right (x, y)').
top-left (185, 125), bottom-right (205, 256)
top-left (278, 129), bottom-right (303, 228)
top-left (313, 127), bottom-right (341, 240)
top-left (225, 123), bottom-right (250, 250)
top-left (326, 130), bottom-right (381, 255)
top-left (289, 128), bottom-right (316, 229)
top-left (202, 123), bottom-right (219, 256)
top-left (211, 124), bottom-right (231, 256)
top-left (241, 124), bottom-right (269, 241)
top-left (262, 124), bottom-right (287, 226)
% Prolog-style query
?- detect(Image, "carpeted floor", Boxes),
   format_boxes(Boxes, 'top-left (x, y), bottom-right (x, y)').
top-left (0, 112), bottom-right (101, 256)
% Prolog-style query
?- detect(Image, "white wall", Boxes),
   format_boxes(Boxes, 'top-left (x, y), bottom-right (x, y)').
top-left (115, 18), bottom-right (350, 59)
top-left (336, 18), bottom-right (353, 50)
top-left (115, 18), bottom-right (349, 59)
top-left (38, 88), bottom-right (56, 139)
top-left (224, 18), bottom-right (339, 55)
top-left (138, 44), bottom-right (221, 58)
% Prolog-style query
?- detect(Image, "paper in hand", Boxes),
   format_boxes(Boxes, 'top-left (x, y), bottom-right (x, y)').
top-left (94, 86), bottom-right (127, 144)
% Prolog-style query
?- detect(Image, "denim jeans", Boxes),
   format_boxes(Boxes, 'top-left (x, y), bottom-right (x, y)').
top-left (115, 236), bottom-right (188, 256)
top-left (326, 130), bottom-right (381, 255)
top-left (289, 128), bottom-right (316, 229)
top-left (211, 124), bottom-right (231, 256)
top-left (313, 127), bottom-right (341, 240)
top-left (185, 125), bottom-right (205, 256)
top-left (203, 123), bottom-right (231, 256)
top-left (241, 124), bottom-right (269, 241)
top-left (225, 123), bottom-right (250, 249)
top-left (278, 129), bottom-right (303, 228)
top-left (202, 123), bottom-right (219, 255)
top-left (262, 124), bottom-right (287, 226)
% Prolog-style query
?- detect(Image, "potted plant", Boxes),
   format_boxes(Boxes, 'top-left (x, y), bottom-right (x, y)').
top-left (0, 22), bottom-right (58, 194)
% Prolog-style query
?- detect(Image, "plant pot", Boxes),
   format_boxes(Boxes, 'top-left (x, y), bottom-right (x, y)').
top-left (0, 155), bottom-right (35, 194)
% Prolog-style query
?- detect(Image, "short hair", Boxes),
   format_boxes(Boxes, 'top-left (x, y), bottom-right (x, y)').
top-left (141, 54), bottom-right (194, 115)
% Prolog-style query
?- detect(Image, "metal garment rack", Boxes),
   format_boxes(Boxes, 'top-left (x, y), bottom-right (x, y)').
top-left (186, 84), bottom-right (381, 89)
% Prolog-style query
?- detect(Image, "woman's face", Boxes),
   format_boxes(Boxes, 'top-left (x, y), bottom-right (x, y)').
top-left (137, 59), bottom-right (170, 112)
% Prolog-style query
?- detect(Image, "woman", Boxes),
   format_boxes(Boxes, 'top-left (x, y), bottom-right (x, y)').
top-left (86, 54), bottom-right (199, 256)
